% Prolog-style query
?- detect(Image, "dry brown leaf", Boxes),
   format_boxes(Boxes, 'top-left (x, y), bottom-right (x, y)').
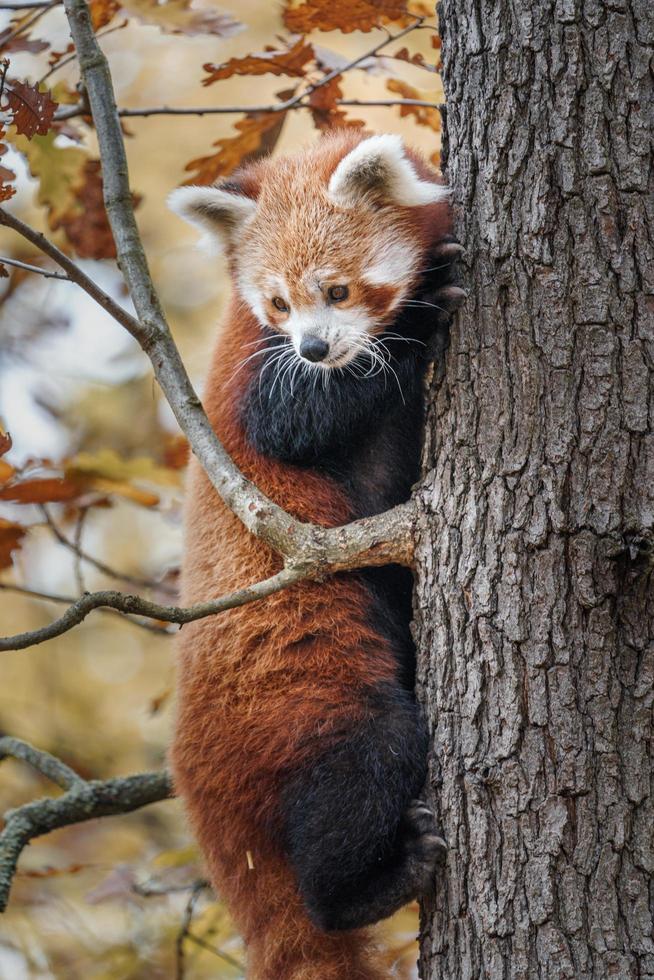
top-left (386, 77), bottom-right (441, 132)
top-left (9, 132), bottom-right (86, 231)
top-left (308, 77), bottom-right (365, 132)
top-left (53, 159), bottom-right (120, 260)
top-left (284, 0), bottom-right (410, 33)
top-left (6, 80), bottom-right (57, 138)
top-left (0, 30), bottom-right (48, 55)
top-left (89, 0), bottom-right (121, 29)
top-left (202, 38), bottom-right (313, 86)
top-left (183, 112), bottom-right (287, 184)
top-left (0, 517), bottom-right (26, 569)
top-left (0, 476), bottom-right (82, 504)
top-left (0, 429), bottom-right (11, 456)
top-left (121, 0), bottom-right (243, 37)
top-left (390, 45), bottom-right (437, 71)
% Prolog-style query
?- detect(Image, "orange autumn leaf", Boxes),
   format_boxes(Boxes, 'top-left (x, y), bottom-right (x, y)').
top-left (19, 863), bottom-right (89, 879)
top-left (0, 428), bottom-right (11, 457)
top-left (386, 78), bottom-right (441, 132)
top-left (0, 476), bottom-right (82, 504)
top-left (390, 45), bottom-right (437, 71)
top-left (0, 517), bottom-right (26, 569)
top-left (183, 112), bottom-right (286, 184)
top-left (308, 77), bottom-right (365, 132)
top-left (202, 38), bottom-right (313, 86)
top-left (89, 0), bottom-right (121, 29)
top-left (284, 0), bottom-right (410, 33)
top-left (6, 80), bottom-right (57, 138)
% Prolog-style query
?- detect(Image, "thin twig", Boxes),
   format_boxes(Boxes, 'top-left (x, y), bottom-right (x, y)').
top-left (0, 0), bottom-right (56, 46)
top-left (0, 1), bottom-right (57, 7)
top-left (0, 566), bottom-right (305, 650)
top-left (186, 931), bottom-right (244, 972)
top-left (40, 504), bottom-right (176, 595)
top-left (55, 96), bottom-right (442, 122)
top-left (0, 581), bottom-right (175, 636)
top-left (0, 255), bottom-right (70, 280)
top-left (40, 21), bottom-right (125, 84)
top-left (55, 17), bottom-right (430, 122)
top-left (0, 736), bottom-right (172, 912)
top-left (175, 880), bottom-right (207, 980)
top-left (0, 209), bottom-right (142, 338)
top-left (0, 736), bottom-right (83, 790)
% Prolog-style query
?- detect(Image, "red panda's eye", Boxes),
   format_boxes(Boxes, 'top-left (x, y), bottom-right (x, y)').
top-left (327, 285), bottom-right (349, 303)
top-left (272, 296), bottom-right (289, 313)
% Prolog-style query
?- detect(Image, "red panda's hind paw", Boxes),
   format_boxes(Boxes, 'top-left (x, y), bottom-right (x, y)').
top-left (401, 799), bottom-right (447, 896)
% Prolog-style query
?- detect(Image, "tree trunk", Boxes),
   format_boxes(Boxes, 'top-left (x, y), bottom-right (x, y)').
top-left (415, 2), bottom-right (654, 978)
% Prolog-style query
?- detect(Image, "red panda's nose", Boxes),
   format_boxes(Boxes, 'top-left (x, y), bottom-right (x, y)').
top-left (300, 336), bottom-right (330, 362)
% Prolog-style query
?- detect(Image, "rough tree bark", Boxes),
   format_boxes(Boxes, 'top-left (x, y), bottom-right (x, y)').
top-left (416, 2), bottom-right (654, 978)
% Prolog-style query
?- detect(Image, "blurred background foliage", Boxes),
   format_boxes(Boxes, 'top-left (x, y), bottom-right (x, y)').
top-left (0, 0), bottom-right (442, 975)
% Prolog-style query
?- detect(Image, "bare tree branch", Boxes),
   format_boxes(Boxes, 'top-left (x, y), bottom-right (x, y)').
top-left (40, 504), bottom-right (177, 595)
top-left (0, 1), bottom-right (58, 7)
top-left (0, 209), bottom-right (143, 337)
top-left (0, 736), bottom-right (172, 912)
top-left (0, 582), bottom-right (174, 636)
top-left (0, 255), bottom-right (70, 280)
top-left (0, 497), bottom-right (413, 650)
top-left (0, 737), bottom-right (83, 790)
top-left (0, 567), bottom-right (305, 650)
top-left (55, 97), bottom-right (443, 122)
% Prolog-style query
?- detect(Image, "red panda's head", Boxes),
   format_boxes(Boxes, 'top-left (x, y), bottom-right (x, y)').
top-left (169, 133), bottom-right (449, 369)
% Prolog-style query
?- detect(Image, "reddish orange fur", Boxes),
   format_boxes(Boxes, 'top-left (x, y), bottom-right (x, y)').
top-left (172, 133), bottom-right (448, 978)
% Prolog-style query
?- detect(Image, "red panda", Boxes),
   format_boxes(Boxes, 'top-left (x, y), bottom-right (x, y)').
top-left (168, 131), bottom-right (463, 980)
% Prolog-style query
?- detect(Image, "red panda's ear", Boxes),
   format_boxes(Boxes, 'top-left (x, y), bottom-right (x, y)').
top-left (328, 134), bottom-right (449, 209)
top-left (168, 183), bottom-right (257, 252)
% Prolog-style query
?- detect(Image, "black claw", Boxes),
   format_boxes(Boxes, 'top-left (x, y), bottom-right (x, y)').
top-left (436, 285), bottom-right (467, 309)
top-left (433, 241), bottom-right (465, 260)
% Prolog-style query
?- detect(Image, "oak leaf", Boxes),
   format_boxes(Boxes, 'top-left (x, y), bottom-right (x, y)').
top-left (121, 0), bottom-right (243, 37)
top-left (386, 77), bottom-right (441, 132)
top-left (308, 77), bottom-right (365, 132)
top-left (0, 476), bottom-right (82, 504)
top-left (67, 449), bottom-right (181, 488)
top-left (11, 132), bottom-right (87, 227)
top-left (5, 80), bottom-right (57, 139)
top-left (53, 159), bottom-right (120, 260)
top-left (284, 0), bottom-right (410, 33)
top-left (0, 31), bottom-right (48, 55)
top-left (0, 517), bottom-right (26, 570)
top-left (202, 38), bottom-right (313, 86)
top-left (89, 0), bottom-right (121, 29)
top-left (0, 458), bottom-right (14, 482)
top-left (390, 46), bottom-right (437, 71)
top-left (183, 111), bottom-right (287, 184)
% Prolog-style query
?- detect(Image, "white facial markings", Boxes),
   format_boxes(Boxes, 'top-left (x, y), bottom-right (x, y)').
top-left (363, 238), bottom-right (418, 289)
